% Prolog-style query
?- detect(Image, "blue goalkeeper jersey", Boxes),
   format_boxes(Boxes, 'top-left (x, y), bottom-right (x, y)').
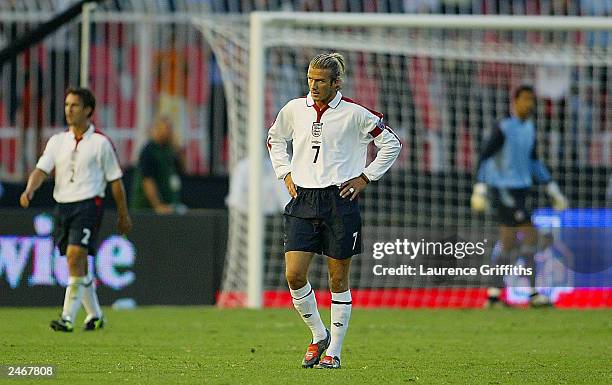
top-left (476, 116), bottom-right (551, 188)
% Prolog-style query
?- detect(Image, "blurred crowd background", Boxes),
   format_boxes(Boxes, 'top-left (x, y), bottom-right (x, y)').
top-left (0, 0), bottom-right (610, 209)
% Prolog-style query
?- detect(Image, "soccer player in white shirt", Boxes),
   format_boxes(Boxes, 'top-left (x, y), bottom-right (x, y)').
top-left (20, 88), bottom-right (132, 332)
top-left (268, 53), bottom-right (401, 369)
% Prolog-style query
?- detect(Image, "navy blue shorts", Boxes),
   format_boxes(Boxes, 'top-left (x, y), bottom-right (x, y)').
top-left (283, 186), bottom-right (362, 260)
top-left (54, 197), bottom-right (104, 255)
top-left (490, 187), bottom-right (532, 226)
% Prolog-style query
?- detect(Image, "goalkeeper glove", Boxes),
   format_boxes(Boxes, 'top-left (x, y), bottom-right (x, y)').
top-left (471, 183), bottom-right (489, 212)
top-left (546, 182), bottom-right (568, 210)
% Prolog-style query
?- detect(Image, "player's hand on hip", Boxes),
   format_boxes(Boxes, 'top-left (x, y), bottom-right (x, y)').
top-left (340, 174), bottom-right (368, 201)
top-left (470, 183), bottom-right (488, 212)
top-left (19, 190), bottom-right (33, 208)
top-left (284, 173), bottom-right (297, 198)
top-left (117, 213), bottom-right (132, 235)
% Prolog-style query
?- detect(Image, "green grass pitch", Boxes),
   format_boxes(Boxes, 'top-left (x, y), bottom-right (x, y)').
top-left (0, 307), bottom-right (609, 384)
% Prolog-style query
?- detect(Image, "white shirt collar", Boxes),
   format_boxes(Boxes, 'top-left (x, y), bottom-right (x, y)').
top-left (306, 91), bottom-right (342, 109)
top-left (69, 124), bottom-right (95, 139)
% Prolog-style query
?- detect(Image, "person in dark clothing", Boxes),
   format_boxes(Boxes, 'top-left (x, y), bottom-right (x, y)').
top-left (131, 116), bottom-right (185, 214)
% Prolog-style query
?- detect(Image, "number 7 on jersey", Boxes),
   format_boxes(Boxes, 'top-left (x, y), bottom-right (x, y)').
top-left (312, 145), bottom-right (320, 163)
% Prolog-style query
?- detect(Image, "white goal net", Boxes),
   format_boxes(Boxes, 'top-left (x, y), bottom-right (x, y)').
top-left (194, 14), bottom-right (611, 308)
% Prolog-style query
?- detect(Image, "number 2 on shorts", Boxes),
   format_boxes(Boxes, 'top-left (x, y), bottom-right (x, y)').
top-left (81, 228), bottom-right (91, 245)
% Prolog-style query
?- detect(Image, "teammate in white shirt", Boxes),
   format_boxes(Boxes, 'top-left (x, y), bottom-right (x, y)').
top-left (268, 53), bottom-right (401, 369)
top-left (20, 87), bottom-right (132, 332)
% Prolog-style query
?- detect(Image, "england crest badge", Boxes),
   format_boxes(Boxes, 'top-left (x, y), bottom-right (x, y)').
top-left (311, 122), bottom-right (323, 137)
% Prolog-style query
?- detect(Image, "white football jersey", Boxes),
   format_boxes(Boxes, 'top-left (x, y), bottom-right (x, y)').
top-left (36, 124), bottom-right (123, 203)
top-left (267, 91), bottom-right (401, 188)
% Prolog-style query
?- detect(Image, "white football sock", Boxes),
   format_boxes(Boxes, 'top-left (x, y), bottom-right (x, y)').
top-left (81, 271), bottom-right (103, 322)
top-left (327, 290), bottom-right (352, 359)
top-left (290, 282), bottom-right (327, 342)
top-left (61, 276), bottom-right (86, 323)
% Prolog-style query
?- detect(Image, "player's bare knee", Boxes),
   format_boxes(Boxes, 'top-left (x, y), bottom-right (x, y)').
top-left (66, 247), bottom-right (88, 276)
top-left (328, 275), bottom-right (349, 292)
top-left (285, 270), bottom-right (308, 289)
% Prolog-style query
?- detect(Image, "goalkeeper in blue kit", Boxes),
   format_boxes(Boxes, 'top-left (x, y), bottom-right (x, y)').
top-left (470, 85), bottom-right (568, 308)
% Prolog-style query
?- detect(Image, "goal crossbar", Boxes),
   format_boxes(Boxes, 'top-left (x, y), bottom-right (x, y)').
top-left (251, 13), bottom-right (612, 32)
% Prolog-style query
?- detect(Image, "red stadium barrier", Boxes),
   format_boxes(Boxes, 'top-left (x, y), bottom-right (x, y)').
top-left (217, 288), bottom-right (612, 309)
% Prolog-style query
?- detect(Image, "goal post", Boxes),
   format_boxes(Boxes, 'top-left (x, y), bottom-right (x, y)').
top-left (194, 13), bottom-right (611, 309)
top-left (247, 12), bottom-right (266, 309)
